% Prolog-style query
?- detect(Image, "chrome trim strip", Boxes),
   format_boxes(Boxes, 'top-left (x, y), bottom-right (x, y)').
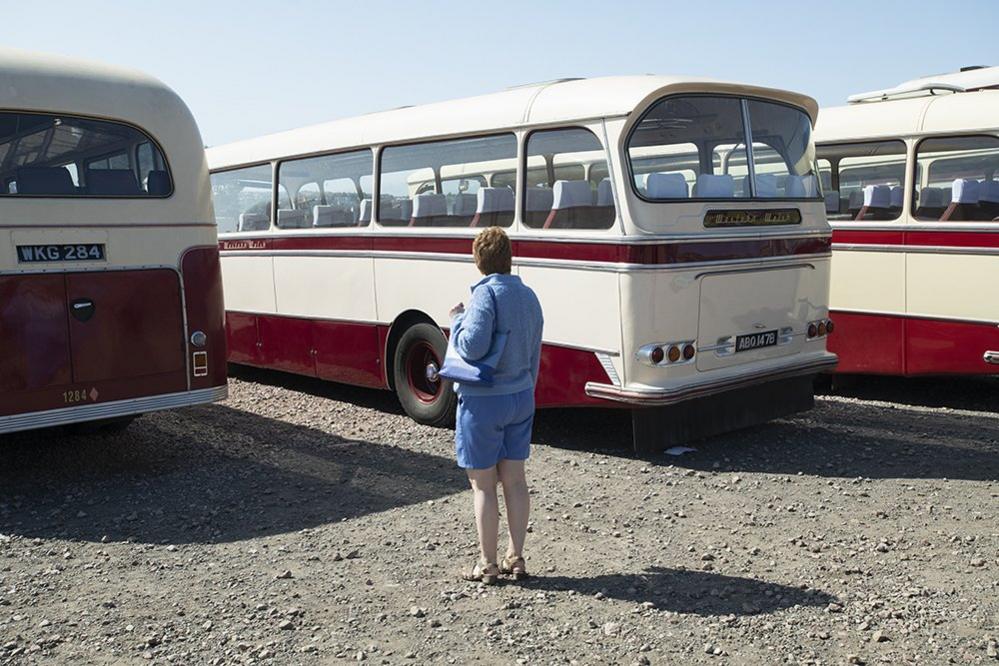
top-left (984, 351), bottom-right (999, 365)
top-left (833, 243), bottom-right (999, 256)
top-left (596, 353), bottom-right (622, 386)
top-left (584, 354), bottom-right (837, 406)
top-left (830, 222), bottom-right (999, 233)
top-left (220, 248), bottom-right (832, 273)
top-left (0, 385), bottom-right (227, 435)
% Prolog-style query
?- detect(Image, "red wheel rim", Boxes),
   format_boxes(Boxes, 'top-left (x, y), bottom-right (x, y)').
top-left (405, 340), bottom-right (443, 403)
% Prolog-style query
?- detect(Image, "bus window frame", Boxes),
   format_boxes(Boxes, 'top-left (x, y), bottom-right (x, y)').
top-left (815, 138), bottom-right (909, 222)
top-left (0, 108), bottom-right (175, 199)
top-left (274, 146), bottom-right (375, 229)
top-left (912, 132), bottom-right (999, 222)
top-left (625, 93), bottom-right (821, 204)
top-left (210, 160), bottom-right (277, 233)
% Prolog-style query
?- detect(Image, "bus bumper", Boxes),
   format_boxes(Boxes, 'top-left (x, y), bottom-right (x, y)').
top-left (584, 353), bottom-right (838, 406)
top-left (0, 385), bottom-right (228, 435)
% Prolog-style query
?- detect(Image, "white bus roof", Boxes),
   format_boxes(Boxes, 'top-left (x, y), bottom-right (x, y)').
top-left (208, 75), bottom-right (818, 170)
top-left (0, 47), bottom-right (211, 221)
top-left (847, 66), bottom-right (999, 104)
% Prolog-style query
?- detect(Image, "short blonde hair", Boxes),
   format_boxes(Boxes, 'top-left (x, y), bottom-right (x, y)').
top-left (473, 226), bottom-right (512, 275)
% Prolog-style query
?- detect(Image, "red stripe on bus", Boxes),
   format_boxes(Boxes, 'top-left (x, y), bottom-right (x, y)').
top-left (221, 235), bottom-right (831, 264)
top-left (831, 229), bottom-right (905, 245)
top-left (832, 228), bottom-right (999, 248)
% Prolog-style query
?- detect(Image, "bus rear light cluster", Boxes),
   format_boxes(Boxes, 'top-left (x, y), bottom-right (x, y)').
top-left (637, 341), bottom-right (696, 367)
top-left (807, 319), bottom-right (834, 339)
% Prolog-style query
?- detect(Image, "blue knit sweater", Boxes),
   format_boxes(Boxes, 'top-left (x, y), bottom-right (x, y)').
top-left (450, 273), bottom-right (544, 397)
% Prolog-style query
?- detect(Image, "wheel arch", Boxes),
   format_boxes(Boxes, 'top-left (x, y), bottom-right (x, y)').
top-left (383, 309), bottom-right (441, 391)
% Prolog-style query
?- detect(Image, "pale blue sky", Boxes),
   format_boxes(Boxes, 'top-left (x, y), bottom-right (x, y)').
top-left (5, 1), bottom-right (997, 146)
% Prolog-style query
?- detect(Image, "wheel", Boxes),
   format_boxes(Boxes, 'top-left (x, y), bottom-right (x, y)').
top-left (393, 322), bottom-right (456, 427)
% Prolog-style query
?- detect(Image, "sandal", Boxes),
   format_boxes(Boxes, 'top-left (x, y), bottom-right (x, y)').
top-left (462, 559), bottom-right (500, 585)
top-left (500, 554), bottom-right (528, 580)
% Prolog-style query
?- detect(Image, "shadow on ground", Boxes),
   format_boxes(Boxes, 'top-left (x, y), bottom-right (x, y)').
top-left (523, 566), bottom-right (835, 616)
top-left (824, 374), bottom-right (999, 413)
top-left (0, 402), bottom-right (465, 545)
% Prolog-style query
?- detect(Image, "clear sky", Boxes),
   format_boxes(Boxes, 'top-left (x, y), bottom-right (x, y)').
top-left (5, 0), bottom-right (997, 146)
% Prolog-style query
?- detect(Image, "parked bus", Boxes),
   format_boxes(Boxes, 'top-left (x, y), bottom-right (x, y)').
top-left (208, 76), bottom-right (836, 450)
top-left (816, 66), bottom-right (999, 376)
top-left (0, 49), bottom-right (227, 434)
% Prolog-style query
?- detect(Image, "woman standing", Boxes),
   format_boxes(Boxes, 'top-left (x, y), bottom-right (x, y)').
top-left (449, 227), bottom-right (543, 584)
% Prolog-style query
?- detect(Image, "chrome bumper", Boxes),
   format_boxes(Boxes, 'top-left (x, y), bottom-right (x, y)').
top-left (585, 354), bottom-right (837, 406)
top-left (0, 385), bottom-right (228, 435)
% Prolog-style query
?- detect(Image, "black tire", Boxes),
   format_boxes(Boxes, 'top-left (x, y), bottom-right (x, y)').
top-left (393, 322), bottom-right (456, 427)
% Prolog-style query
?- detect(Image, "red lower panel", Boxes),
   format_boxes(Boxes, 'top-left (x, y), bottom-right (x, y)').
top-left (829, 310), bottom-right (999, 376)
top-left (0, 274), bottom-right (72, 393)
top-left (905, 317), bottom-right (999, 376)
top-left (535, 344), bottom-right (612, 408)
top-left (0, 371), bottom-right (186, 417)
top-left (828, 311), bottom-right (904, 375)
top-left (182, 247), bottom-right (228, 390)
top-left (313, 320), bottom-right (384, 388)
top-left (226, 312), bottom-right (260, 365)
top-left (257, 314), bottom-right (316, 376)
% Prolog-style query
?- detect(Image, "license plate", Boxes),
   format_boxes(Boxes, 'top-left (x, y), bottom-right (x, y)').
top-left (735, 329), bottom-right (778, 352)
top-left (16, 244), bottom-right (106, 263)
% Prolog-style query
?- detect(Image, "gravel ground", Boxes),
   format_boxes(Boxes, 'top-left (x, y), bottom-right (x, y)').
top-left (1, 369), bottom-right (997, 665)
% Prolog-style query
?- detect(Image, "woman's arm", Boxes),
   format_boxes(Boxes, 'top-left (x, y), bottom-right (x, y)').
top-left (450, 286), bottom-right (495, 361)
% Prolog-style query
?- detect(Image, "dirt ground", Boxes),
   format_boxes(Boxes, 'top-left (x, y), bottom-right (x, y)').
top-left (1, 369), bottom-right (997, 665)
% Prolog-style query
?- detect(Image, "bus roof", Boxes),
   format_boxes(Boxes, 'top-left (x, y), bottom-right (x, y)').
top-left (207, 75), bottom-right (818, 170)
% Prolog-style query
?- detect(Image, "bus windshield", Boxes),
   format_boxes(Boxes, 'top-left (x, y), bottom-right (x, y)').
top-left (0, 111), bottom-right (171, 197)
top-left (628, 96), bottom-right (819, 207)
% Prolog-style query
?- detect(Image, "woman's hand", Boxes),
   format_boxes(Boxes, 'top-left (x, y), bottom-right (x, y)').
top-left (449, 302), bottom-right (465, 318)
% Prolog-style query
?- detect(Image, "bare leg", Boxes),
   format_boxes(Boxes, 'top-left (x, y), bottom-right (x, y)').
top-left (497, 459), bottom-right (529, 558)
top-left (466, 467), bottom-right (499, 564)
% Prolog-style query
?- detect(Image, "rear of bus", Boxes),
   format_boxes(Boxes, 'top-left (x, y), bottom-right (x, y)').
top-left (603, 86), bottom-right (836, 447)
top-left (0, 51), bottom-right (226, 435)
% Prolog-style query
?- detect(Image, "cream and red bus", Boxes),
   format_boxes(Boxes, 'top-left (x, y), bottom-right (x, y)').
top-left (816, 66), bottom-right (999, 377)
top-left (208, 76), bottom-right (836, 450)
top-left (0, 49), bottom-right (227, 434)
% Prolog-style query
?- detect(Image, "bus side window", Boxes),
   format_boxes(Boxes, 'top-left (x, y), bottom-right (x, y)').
top-left (379, 134), bottom-right (516, 228)
top-left (209, 163), bottom-right (274, 233)
top-left (277, 149), bottom-right (373, 228)
top-left (523, 127), bottom-right (615, 230)
top-left (814, 141), bottom-right (907, 222)
top-left (915, 135), bottom-right (999, 222)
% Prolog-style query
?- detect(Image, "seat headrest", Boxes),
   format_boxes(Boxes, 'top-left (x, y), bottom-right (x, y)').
top-left (889, 186), bottom-right (904, 208)
top-left (596, 178), bottom-right (614, 206)
top-left (525, 187), bottom-right (554, 211)
top-left (238, 212), bottom-right (269, 231)
top-left (848, 189), bottom-right (864, 209)
top-left (978, 179), bottom-right (999, 204)
top-left (451, 192), bottom-right (477, 217)
top-left (952, 178), bottom-right (980, 204)
top-left (785, 175), bottom-right (816, 198)
top-left (313, 205), bottom-right (355, 227)
top-left (398, 198), bottom-right (413, 220)
top-left (863, 184), bottom-right (892, 209)
top-left (695, 174), bottom-right (735, 198)
top-left (919, 187), bottom-right (943, 207)
top-left (147, 169), bottom-right (171, 195)
top-left (552, 180), bottom-right (593, 210)
top-left (412, 193), bottom-right (447, 218)
top-left (277, 208), bottom-right (310, 228)
top-left (16, 166), bottom-right (76, 195)
top-left (824, 190), bottom-right (840, 214)
top-left (358, 199), bottom-right (372, 223)
top-left (86, 169), bottom-right (142, 196)
top-left (745, 174), bottom-right (777, 197)
top-left (476, 187), bottom-right (515, 213)
top-left (646, 172), bottom-right (687, 198)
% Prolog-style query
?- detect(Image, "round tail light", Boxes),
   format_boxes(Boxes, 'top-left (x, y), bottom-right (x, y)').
top-left (650, 346), bottom-right (665, 364)
top-left (807, 323), bottom-right (818, 338)
top-left (682, 344), bottom-right (695, 360)
top-left (667, 345), bottom-right (681, 363)
top-left (825, 319), bottom-right (835, 335)
top-left (817, 321), bottom-right (827, 337)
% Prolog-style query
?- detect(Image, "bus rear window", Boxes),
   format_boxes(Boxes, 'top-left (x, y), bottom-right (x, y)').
top-left (0, 111), bottom-right (172, 197)
top-left (628, 96), bottom-right (819, 202)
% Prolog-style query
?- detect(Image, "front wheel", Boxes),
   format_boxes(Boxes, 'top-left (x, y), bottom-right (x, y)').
top-left (393, 323), bottom-right (456, 427)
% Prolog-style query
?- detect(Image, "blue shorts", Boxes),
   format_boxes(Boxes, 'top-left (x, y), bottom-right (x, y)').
top-left (455, 388), bottom-right (535, 470)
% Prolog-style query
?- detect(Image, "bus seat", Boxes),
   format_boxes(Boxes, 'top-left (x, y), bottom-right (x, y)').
top-left (646, 172), bottom-right (687, 198)
top-left (889, 186), bottom-right (904, 214)
top-left (410, 193), bottom-right (447, 226)
top-left (147, 169), bottom-right (170, 195)
top-left (544, 180), bottom-right (593, 229)
top-left (238, 212), bottom-right (269, 231)
top-left (941, 179), bottom-right (980, 221)
top-left (399, 198), bottom-right (413, 221)
top-left (313, 205), bottom-right (355, 227)
top-left (15, 166), bottom-right (76, 195)
top-left (785, 174), bottom-right (816, 198)
top-left (596, 178), bottom-right (614, 206)
top-left (855, 184), bottom-right (892, 221)
top-left (824, 190), bottom-right (840, 214)
top-left (358, 199), bottom-right (372, 223)
top-left (744, 173), bottom-right (777, 197)
top-left (915, 187), bottom-right (945, 219)
top-left (277, 208), bottom-right (310, 228)
top-left (524, 187), bottom-right (554, 228)
top-left (451, 192), bottom-right (477, 218)
top-left (979, 180), bottom-right (999, 219)
top-left (471, 187), bottom-right (514, 227)
top-left (694, 174), bottom-right (735, 198)
top-left (86, 169), bottom-right (142, 195)
top-left (847, 189), bottom-right (864, 216)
